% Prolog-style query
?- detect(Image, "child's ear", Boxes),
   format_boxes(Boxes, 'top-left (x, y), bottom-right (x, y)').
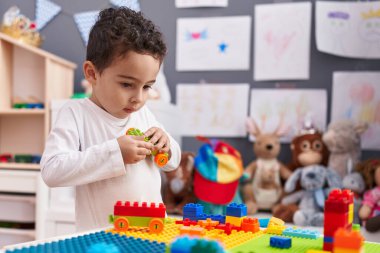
top-left (83, 61), bottom-right (98, 85)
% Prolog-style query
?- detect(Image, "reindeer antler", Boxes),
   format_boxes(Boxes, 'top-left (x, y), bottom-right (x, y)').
top-left (246, 117), bottom-right (261, 137)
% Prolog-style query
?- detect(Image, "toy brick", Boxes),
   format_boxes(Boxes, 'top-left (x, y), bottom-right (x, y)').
top-left (176, 218), bottom-right (197, 226)
top-left (268, 217), bottom-right (285, 228)
top-left (333, 248), bottom-right (362, 253)
top-left (324, 236), bottom-right (334, 243)
top-left (179, 226), bottom-right (205, 236)
top-left (324, 212), bottom-right (349, 237)
top-left (269, 236), bottom-right (291, 249)
top-left (325, 189), bottom-right (353, 213)
top-left (241, 217), bottom-right (260, 233)
top-left (225, 216), bottom-right (244, 227)
top-left (226, 203), bottom-right (247, 217)
top-left (258, 218), bottom-right (270, 228)
top-left (306, 250), bottom-right (331, 253)
top-left (198, 218), bottom-right (220, 230)
top-left (183, 203), bottom-right (204, 215)
top-left (333, 228), bottom-right (364, 249)
top-left (114, 201), bottom-right (165, 217)
top-left (323, 241), bottom-right (333, 252)
top-left (282, 227), bottom-right (320, 239)
top-left (266, 225), bottom-right (286, 235)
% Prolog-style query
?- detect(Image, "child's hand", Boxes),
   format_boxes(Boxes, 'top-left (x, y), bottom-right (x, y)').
top-left (117, 135), bottom-right (153, 164)
top-left (144, 127), bottom-right (170, 154)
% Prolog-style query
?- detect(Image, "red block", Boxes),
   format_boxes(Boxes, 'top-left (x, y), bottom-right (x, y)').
top-left (241, 217), bottom-right (260, 233)
top-left (114, 201), bottom-right (166, 217)
top-left (324, 212), bottom-right (349, 237)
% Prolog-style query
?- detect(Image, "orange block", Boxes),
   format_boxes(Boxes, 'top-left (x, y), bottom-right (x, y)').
top-left (334, 228), bottom-right (364, 249)
top-left (179, 226), bottom-right (205, 236)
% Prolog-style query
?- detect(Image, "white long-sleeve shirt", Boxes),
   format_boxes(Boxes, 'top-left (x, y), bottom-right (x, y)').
top-left (41, 98), bottom-right (181, 231)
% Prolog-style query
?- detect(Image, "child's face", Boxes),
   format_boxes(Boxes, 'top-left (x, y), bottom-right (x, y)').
top-left (85, 51), bottom-right (160, 119)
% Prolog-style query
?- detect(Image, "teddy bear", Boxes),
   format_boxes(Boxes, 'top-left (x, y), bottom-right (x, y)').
top-left (243, 118), bottom-right (292, 214)
top-left (322, 119), bottom-right (368, 179)
top-left (281, 165), bottom-right (342, 226)
top-left (356, 159), bottom-right (380, 232)
top-left (272, 122), bottom-right (330, 223)
top-left (162, 152), bottom-right (196, 214)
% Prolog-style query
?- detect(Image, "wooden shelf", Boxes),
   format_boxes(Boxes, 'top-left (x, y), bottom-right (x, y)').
top-left (0, 163), bottom-right (40, 170)
top-left (0, 109), bottom-right (45, 115)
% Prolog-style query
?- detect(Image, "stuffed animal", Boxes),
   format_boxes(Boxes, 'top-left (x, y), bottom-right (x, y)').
top-left (163, 152), bottom-right (196, 214)
top-left (356, 159), bottom-right (380, 232)
top-left (342, 159), bottom-right (366, 224)
top-left (281, 165), bottom-right (342, 226)
top-left (322, 120), bottom-right (368, 179)
top-left (272, 123), bottom-right (330, 223)
top-left (243, 118), bottom-right (292, 214)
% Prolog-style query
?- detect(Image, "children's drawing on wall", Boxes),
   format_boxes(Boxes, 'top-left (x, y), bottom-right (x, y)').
top-left (249, 89), bottom-right (327, 142)
top-left (254, 2), bottom-right (311, 81)
top-left (176, 84), bottom-right (249, 136)
top-left (176, 16), bottom-right (251, 71)
top-left (175, 0), bottom-right (228, 8)
top-left (316, 1), bottom-right (380, 59)
top-left (331, 72), bottom-right (380, 150)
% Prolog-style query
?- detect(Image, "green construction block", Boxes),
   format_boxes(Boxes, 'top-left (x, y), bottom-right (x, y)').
top-left (113, 216), bottom-right (164, 228)
top-left (14, 154), bottom-right (33, 163)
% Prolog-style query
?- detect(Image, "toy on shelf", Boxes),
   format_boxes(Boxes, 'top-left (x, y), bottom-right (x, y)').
top-left (126, 128), bottom-right (169, 167)
top-left (109, 201), bottom-right (166, 234)
top-left (243, 118), bottom-right (292, 214)
top-left (12, 96), bottom-right (44, 109)
top-left (356, 159), bottom-right (380, 233)
top-left (323, 189), bottom-right (354, 251)
top-left (163, 152), bottom-right (196, 214)
top-left (322, 119), bottom-right (368, 179)
top-left (281, 165), bottom-right (342, 227)
top-left (193, 137), bottom-right (244, 214)
top-left (273, 120), bottom-right (330, 223)
top-left (1, 6), bottom-right (43, 47)
top-left (0, 153), bottom-right (12, 163)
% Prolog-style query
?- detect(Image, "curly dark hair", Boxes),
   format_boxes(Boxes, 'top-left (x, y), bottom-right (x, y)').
top-left (86, 7), bottom-right (167, 73)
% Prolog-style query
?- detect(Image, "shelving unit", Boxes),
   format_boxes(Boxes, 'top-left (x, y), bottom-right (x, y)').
top-left (0, 32), bottom-right (76, 246)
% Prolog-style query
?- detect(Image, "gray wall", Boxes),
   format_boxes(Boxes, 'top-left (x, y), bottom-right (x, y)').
top-left (1, 0), bottom-right (379, 166)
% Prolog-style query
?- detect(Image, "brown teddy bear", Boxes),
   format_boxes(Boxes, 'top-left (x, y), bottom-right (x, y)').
top-left (163, 152), bottom-right (196, 214)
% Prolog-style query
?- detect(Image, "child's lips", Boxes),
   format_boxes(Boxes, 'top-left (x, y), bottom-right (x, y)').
top-left (123, 108), bottom-right (135, 113)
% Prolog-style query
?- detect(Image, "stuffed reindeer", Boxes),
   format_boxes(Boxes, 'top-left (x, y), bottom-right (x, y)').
top-left (243, 118), bottom-right (292, 214)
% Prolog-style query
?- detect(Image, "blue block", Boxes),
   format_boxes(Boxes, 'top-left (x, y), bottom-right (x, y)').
top-left (226, 203), bottom-right (247, 217)
top-left (258, 218), bottom-right (270, 228)
top-left (183, 203), bottom-right (204, 215)
top-left (283, 227), bottom-right (321, 239)
top-left (324, 236), bottom-right (334, 243)
top-left (4, 231), bottom-right (166, 253)
top-left (269, 236), bottom-right (291, 249)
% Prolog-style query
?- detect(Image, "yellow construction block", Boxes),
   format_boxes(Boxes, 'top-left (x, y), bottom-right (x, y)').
top-left (268, 217), bottom-right (285, 227)
top-left (349, 203), bottom-right (354, 224)
top-left (226, 216), bottom-right (244, 227)
top-left (265, 225), bottom-right (286, 235)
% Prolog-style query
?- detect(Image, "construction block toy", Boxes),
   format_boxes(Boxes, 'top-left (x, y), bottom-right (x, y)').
top-left (306, 250), bottom-right (331, 253)
top-left (226, 203), bottom-right (247, 217)
top-left (269, 236), bottom-right (291, 249)
top-left (266, 224), bottom-right (286, 235)
top-left (0, 154), bottom-right (12, 163)
top-left (126, 128), bottom-right (169, 167)
top-left (241, 217), bottom-right (260, 233)
top-left (225, 216), bottom-right (244, 227)
top-left (333, 228), bottom-right (364, 253)
top-left (268, 217), bottom-right (285, 228)
top-left (87, 242), bottom-right (120, 253)
top-left (323, 189), bottom-right (354, 251)
top-left (282, 227), bottom-right (321, 239)
top-left (198, 218), bottom-right (219, 230)
top-left (109, 201), bottom-right (166, 233)
top-left (14, 154), bottom-right (33, 163)
top-left (258, 218), bottom-right (270, 228)
top-left (179, 226), bottom-right (205, 236)
top-left (5, 231), bottom-right (166, 253)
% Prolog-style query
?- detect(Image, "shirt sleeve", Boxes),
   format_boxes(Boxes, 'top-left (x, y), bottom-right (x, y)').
top-left (143, 106), bottom-right (181, 172)
top-left (40, 105), bottom-right (125, 187)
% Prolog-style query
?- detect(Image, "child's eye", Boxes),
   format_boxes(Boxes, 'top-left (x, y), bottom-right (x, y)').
top-left (121, 83), bottom-right (131, 88)
top-left (144, 85), bottom-right (152, 90)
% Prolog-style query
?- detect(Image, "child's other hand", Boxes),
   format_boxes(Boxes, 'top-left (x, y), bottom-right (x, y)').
top-left (117, 135), bottom-right (153, 164)
top-left (144, 127), bottom-right (170, 153)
